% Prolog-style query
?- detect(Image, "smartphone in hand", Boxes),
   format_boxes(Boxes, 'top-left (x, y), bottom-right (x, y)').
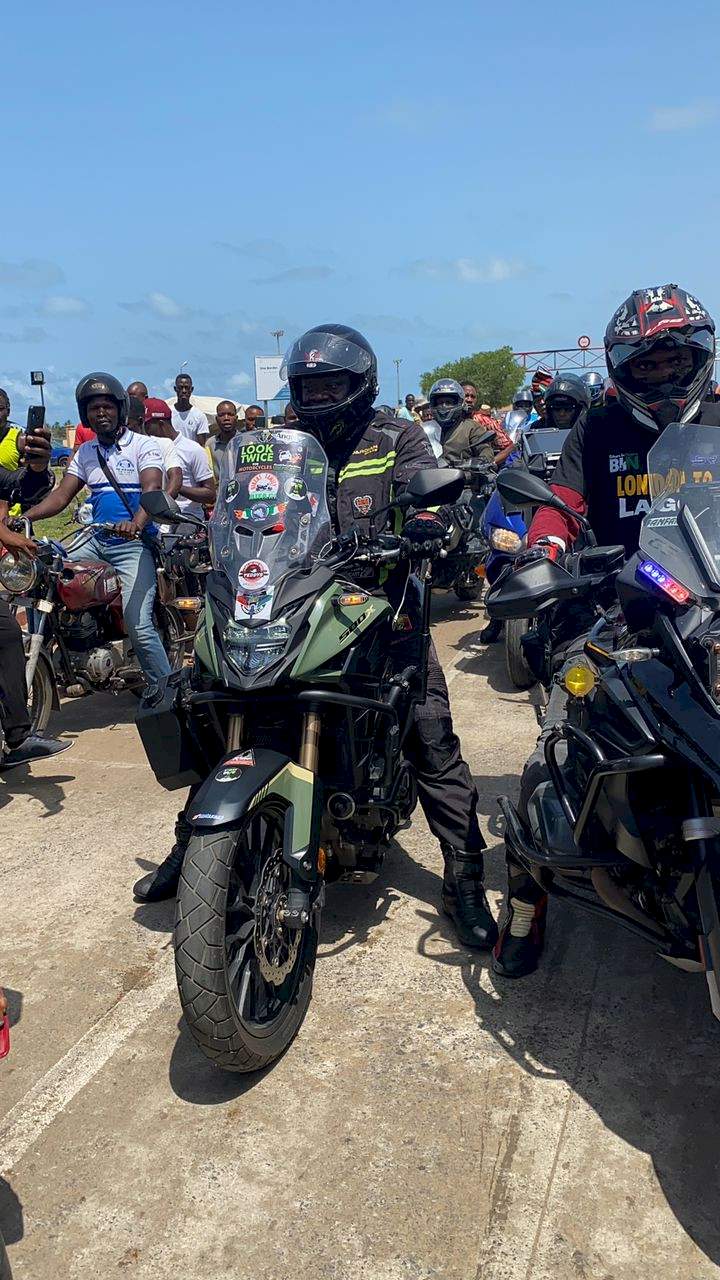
top-left (26, 405), bottom-right (46, 435)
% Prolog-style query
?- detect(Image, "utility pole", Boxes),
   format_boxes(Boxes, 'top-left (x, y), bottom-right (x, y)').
top-left (393, 357), bottom-right (402, 407)
top-left (271, 329), bottom-right (285, 354)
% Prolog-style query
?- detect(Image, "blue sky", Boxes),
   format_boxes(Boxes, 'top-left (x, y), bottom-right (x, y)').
top-left (3, 0), bottom-right (720, 420)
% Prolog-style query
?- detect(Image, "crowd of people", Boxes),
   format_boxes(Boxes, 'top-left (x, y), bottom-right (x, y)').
top-left (0, 282), bottom-right (716, 973)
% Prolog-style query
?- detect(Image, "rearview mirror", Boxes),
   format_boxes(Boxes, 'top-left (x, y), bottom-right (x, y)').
top-left (496, 467), bottom-right (554, 509)
top-left (404, 467), bottom-right (465, 507)
top-left (139, 490), bottom-right (203, 525)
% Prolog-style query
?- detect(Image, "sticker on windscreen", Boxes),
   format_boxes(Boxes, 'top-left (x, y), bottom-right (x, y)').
top-left (249, 472), bottom-right (279, 500)
top-left (238, 559), bottom-right (270, 590)
top-left (235, 588), bottom-right (273, 621)
top-left (285, 476), bottom-right (307, 501)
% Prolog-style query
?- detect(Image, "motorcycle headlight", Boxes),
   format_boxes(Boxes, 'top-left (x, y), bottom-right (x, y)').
top-left (0, 552), bottom-right (38, 593)
top-left (224, 619), bottom-right (292, 675)
top-left (490, 528), bottom-right (523, 553)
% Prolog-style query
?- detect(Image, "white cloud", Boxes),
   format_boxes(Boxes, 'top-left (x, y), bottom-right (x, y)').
top-left (42, 295), bottom-right (89, 316)
top-left (147, 291), bottom-right (185, 319)
top-left (229, 372), bottom-right (252, 388)
top-left (455, 257), bottom-right (528, 284)
top-left (648, 100), bottom-right (719, 132)
top-left (120, 292), bottom-right (190, 319)
top-left (397, 256), bottom-right (532, 285)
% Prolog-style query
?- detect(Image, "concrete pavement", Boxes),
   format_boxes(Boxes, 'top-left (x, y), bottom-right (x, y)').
top-left (1, 595), bottom-right (720, 1279)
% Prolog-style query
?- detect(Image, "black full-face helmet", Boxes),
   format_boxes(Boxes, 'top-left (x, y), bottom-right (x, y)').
top-left (282, 324), bottom-right (378, 450)
top-left (605, 284), bottom-right (716, 431)
top-left (544, 374), bottom-right (590, 429)
top-left (76, 372), bottom-right (129, 436)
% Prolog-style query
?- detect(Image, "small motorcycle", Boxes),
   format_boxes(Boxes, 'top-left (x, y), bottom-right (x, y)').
top-left (0, 521), bottom-right (208, 726)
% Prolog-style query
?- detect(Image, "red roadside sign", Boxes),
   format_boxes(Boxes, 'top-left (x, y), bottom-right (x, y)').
top-left (578, 335), bottom-right (591, 350)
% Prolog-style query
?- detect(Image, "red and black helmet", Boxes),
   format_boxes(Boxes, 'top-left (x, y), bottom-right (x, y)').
top-left (605, 284), bottom-right (716, 431)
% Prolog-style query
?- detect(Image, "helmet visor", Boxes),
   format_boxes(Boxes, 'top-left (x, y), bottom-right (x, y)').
top-left (282, 331), bottom-right (374, 380)
top-left (607, 328), bottom-right (715, 384)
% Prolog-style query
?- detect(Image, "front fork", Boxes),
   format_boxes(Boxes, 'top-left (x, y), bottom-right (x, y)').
top-left (226, 710), bottom-right (323, 930)
top-left (24, 591), bottom-right (54, 692)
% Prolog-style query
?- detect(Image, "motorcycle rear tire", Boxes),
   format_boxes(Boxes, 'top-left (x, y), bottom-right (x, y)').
top-left (505, 617), bottom-right (535, 689)
top-left (175, 802), bottom-right (318, 1073)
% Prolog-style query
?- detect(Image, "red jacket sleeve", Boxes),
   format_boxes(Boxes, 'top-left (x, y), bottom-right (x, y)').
top-left (526, 417), bottom-right (588, 548)
top-left (527, 484), bottom-right (587, 547)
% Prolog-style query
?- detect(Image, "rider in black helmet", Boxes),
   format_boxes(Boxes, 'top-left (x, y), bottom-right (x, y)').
top-left (136, 325), bottom-right (498, 951)
top-left (25, 373), bottom-right (171, 691)
top-left (544, 374), bottom-right (591, 430)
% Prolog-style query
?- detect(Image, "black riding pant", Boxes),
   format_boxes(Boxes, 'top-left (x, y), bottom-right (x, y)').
top-left (0, 601), bottom-right (30, 748)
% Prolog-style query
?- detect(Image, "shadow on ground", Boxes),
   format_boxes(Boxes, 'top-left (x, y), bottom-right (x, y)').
top-left (426, 887), bottom-right (720, 1268)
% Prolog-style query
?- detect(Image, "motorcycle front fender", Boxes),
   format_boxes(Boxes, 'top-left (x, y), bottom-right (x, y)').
top-left (188, 748), bottom-right (321, 882)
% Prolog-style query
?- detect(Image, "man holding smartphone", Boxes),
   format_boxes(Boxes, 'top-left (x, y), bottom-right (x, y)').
top-left (0, 390), bottom-right (54, 517)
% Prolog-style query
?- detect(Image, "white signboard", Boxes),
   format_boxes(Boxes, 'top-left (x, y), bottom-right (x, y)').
top-left (254, 355), bottom-right (290, 403)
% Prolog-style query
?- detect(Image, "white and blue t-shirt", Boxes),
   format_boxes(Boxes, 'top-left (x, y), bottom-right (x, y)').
top-left (68, 429), bottom-right (164, 543)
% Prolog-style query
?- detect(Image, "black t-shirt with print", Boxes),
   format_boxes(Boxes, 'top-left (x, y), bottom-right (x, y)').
top-left (550, 400), bottom-right (720, 557)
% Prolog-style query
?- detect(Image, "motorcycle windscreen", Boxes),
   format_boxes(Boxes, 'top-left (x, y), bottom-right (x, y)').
top-left (210, 428), bottom-right (332, 623)
top-left (640, 422), bottom-right (720, 599)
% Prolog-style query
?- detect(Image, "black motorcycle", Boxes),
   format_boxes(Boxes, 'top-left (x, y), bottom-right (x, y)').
top-left (432, 443), bottom-right (497, 603)
top-left (486, 422), bottom-right (720, 1022)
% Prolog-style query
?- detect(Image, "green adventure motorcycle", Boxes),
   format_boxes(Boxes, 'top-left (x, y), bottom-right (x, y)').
top-left (136, 428), bottom-right (463, 1073)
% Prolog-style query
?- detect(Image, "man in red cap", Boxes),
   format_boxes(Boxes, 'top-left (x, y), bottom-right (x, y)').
top-left (143, 397), bottom-right (215, 523)
top-left (142, 399), bottom-right (183, 495)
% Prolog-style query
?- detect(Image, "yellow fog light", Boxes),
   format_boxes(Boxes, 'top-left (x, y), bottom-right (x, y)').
top-left (563, 665), bottom-right (597, 697)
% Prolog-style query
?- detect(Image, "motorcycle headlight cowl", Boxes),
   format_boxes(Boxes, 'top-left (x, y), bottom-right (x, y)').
top-left (224, 619), bottom-right (292, 675)
top-left (0, 552), bottom-right (38, 594)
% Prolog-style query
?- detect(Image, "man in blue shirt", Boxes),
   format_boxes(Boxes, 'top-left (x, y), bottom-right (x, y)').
top-left (25, 373), bottom-right (172, 688)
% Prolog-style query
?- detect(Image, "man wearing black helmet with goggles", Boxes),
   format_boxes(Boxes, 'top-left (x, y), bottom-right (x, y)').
top-left (493, 284), bottom-right (720, 980)
top-left (135, 324), bottom-right (498, 950)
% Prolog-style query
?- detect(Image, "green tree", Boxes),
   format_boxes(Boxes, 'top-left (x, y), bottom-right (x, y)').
top-left (421, 345), bottom-right (523, 409)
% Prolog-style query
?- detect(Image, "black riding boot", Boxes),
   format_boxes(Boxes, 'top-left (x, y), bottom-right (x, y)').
top-left (441, 848), bottom-right (498, 949)
top-left (479, 618), bottom-right (503, 644)
top-left (492, 866), bottom-right (548, 978)
top-left (133, 802), bottom-right (193, 903)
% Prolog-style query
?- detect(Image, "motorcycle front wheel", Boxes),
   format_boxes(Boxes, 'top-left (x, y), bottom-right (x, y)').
top-left (175, 801), bottom-right (318, 1073)
top-left (27, 656), bottom-right (55, 735)
top-left (505, 617), bottom-right (534, 689)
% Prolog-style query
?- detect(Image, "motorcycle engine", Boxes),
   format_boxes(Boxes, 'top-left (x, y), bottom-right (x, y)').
top-left (62, 611), bottom-right (99, 650)
top-left (71, 646), bottom-right (120, 687)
